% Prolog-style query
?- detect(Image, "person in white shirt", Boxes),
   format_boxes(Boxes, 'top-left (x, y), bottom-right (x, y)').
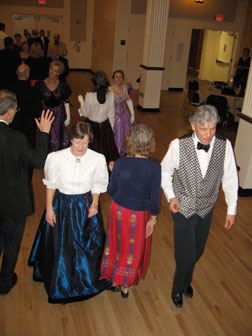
top-left (0, 23), bottom-right (8, 50)
top-left (161, 105), bottom-right (238, 308)
top-left (28, 121), bottom-right (110, 304)
top-left (78, 71), bottom-right (119, 166)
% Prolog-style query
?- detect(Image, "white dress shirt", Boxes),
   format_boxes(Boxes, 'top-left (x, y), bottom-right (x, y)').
top-left (79, 91), bottom-right (115, 128)
top-left (43, 148), bottom-right (108, 195)
top-left (161, 133), bottom-right (238, 215)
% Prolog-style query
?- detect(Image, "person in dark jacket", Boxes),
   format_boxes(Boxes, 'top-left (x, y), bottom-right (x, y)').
top-left (8, 63), bottom-right (43, 148)
top-left (0, 89), bottom-right (54, 295)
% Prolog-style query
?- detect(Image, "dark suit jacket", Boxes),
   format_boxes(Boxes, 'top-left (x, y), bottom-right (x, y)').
top-left (8, 80), bottom-right (43, 147)
top-left (25, 56), bottom-right (48, 81)
top-left (0, 48), bottom-right (21, 88)
top-left (39, 36), bottom-right (49, 57)
top-left (0, 122), bottom-right (49, 218)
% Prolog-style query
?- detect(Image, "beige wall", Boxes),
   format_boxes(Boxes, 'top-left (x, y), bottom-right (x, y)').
top-left (113, 0), bottom-right (248, 90)
top-left (0, 0), bottom-right (94, 69)
top-left (161, 0), bottom-right (248, 89)
top-left (91, 0), bottom-right (117, 78)
top-left (198, 30), bottom-right (237, 83)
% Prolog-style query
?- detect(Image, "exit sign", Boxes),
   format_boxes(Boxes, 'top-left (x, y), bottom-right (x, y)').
top-left (216, 14), bottom-right (224, 21)
top-left (39, 0), bottom-right (46, 4)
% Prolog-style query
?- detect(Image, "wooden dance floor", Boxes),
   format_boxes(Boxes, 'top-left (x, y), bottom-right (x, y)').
top-left (0, 71), bottom-right (251, 336)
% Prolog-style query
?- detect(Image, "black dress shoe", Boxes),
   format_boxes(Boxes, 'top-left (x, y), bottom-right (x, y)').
top-left (183, 285), bottom-right (193, 298)
top-left (0, 273), bottom-right (17, 295)
top-left (120, 288), bottom-right (129, 299)
top-left (108, 285), bottom-right (120, 292)
top-left (171, 292), bottom-right (183, 308)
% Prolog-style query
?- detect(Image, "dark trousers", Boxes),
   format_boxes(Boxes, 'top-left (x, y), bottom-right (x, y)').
top-left (0, 216), bottom-right (26, 287)
top-left (171, 210), bottom-right (213, 294)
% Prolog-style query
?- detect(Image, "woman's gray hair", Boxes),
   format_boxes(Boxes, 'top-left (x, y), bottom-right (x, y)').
top-left (0, 90), bottom-right (17, 116)
top-left (189, 105), bottom-right (220, 125)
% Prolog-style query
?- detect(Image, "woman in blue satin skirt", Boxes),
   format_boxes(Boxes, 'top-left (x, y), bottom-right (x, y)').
top-left (28, 122), bottom-right (110, 303)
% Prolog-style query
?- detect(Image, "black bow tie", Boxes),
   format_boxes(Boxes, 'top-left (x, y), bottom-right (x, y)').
top-left (197, 142), bottom-right (210, 152)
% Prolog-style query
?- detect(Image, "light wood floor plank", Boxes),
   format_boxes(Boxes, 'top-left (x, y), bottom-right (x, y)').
top-left (0, 71), bottom-right (251, 336)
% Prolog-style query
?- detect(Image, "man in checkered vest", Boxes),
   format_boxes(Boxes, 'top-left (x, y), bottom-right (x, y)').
top-left (161, 105), bottom-right (238, 308)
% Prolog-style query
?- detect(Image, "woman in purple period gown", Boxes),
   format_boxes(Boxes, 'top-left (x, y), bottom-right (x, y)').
top-left (109, 70), bottom-right (135, 156)
top-left (35, 60), bottom-right (71, 152)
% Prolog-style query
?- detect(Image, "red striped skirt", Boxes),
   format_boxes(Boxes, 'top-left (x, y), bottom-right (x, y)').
top-left (100, 201), bottom-right (152, 288)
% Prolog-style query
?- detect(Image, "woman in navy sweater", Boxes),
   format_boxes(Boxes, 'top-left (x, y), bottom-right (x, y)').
top-left (100, 123), bottom-right (161, 298)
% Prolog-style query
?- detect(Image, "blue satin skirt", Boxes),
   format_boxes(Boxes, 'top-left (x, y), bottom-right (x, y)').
top-left (28, 190), bottom-right (110, 303)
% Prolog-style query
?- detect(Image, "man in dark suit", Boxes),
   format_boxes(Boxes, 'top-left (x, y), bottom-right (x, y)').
top-left (0, 37), bottom-right (21, 88)
top-left (39, 29), bottom-right (49, 57)
top-left (8, 64), bottom-right (43, 148)
top-left (0, 89), bottom-right (54, 295)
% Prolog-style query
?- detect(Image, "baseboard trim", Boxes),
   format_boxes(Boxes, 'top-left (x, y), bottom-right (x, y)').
top-left (168, 88), bottom-right (184, 92)
top-left (70, 68), bottom-right (94, 74)
top-left (136, 104), bottom-right (160, 113)
top-left (238, 187), bottom-right (252, 197)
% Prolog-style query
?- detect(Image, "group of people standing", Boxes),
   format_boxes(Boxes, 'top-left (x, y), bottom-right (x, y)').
top-left (0, 58), bottom-right (238, 308)
top-left (78, 70), bottom-right (134, 164)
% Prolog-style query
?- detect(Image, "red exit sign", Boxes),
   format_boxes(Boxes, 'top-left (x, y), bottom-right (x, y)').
top-left (39, 0), bottom-right (46, 4)
top-left (216, 14), bottom-right (224, 21)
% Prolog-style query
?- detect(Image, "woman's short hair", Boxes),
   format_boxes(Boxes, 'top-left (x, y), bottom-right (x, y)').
top-left (29, 41), bottom-right (43, 58)
top-left (21, 41), bottom-right (29, 50)
top-left (125, 123), bottom-right (156, 157)
top-left (189, 105), bottom-right (220, 125)
top-left (112, 70), bottom-right (125, 79)
top-left (0, 90), bottom-right (17, 116)
top-left (69, 122), bottom-right (93, 143)
top-left (49, 59), bottom-right (65, 75)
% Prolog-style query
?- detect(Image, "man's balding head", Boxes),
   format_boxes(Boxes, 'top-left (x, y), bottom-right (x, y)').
top-left (16, 64), bottom-right (30, 80)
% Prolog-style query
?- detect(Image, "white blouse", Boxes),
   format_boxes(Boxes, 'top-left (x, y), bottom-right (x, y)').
top-left (79, 91), bottom-right (115, 128)
top-left (43, 148), bottom-right (108, 195)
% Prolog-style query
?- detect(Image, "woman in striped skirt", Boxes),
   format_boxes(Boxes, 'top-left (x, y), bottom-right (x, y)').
top-left (100, 123), bottom-right (161, 298)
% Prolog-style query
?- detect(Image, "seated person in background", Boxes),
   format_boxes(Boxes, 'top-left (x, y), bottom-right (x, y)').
top-left (233, 48), bottom-right (251, 89)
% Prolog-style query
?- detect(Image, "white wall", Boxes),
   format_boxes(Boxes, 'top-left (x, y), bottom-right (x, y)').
top-left (0, 0), bottom-right (94, 69)
top-left (114, 0), bottom-right (248, 90)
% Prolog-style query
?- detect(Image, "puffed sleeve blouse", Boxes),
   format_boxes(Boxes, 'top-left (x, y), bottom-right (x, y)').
top-left (43, 147), bottom-right (108, 195)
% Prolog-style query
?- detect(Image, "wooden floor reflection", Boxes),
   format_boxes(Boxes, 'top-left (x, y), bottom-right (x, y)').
top-left (0, 71), bottom-right (251, 336)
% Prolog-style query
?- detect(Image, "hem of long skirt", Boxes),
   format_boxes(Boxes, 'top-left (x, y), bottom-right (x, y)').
top-left (47, 292), bottom-right (97, 304)
top-left (100, 274), bottom-right (142, 288)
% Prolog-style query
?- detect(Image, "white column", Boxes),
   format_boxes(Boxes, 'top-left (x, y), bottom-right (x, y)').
top-left (137, 0), bottom-right (170, 111)
top-left (234, 63), bottom-right (252, 190)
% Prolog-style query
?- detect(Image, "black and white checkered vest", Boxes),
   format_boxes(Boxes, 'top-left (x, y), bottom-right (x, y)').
top-left (172, 134), bottom-right (226, 218)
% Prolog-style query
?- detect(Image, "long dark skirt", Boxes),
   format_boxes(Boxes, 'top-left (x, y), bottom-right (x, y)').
top-left (86, 118), bottom-right (119, 163)
top-left (28, 190), bottom-right (110, 304)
